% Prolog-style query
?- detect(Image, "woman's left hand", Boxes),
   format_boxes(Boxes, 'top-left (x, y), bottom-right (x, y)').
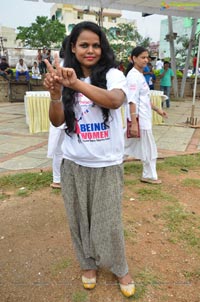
top-left (157, 108), bottom-right (168, 118)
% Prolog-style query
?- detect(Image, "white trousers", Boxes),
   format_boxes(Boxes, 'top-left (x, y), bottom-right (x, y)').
top-left (47, 123), bottom-right (65, 183)
top-left (52, 145), bottom-right (63, 183)
top-left (142, 158), bottom-right (158, 180)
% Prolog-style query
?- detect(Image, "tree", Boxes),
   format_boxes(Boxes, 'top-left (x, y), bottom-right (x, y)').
top-left (175, 31), bottom-right (200, 68)
top-left (104, 23), bottom-right (151, 64)
top-left (16, 16), bottom-right (66, 48)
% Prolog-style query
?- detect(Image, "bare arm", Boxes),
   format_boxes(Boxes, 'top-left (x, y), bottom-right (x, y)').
top-left (45, 53), bottom-right (125, 108)
top-left (151, 102), bottom-right (168, 118)
top-left (129, 102), bottom-right (139, 138)
top-left (67, 78), bottom-right (125, 109)
top-left (44, 54), bottom-right (125, 126)
top-left (43, 54), bottom-right (64, 126)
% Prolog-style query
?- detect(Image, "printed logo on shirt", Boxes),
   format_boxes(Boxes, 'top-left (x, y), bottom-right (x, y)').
top-left (79, 122), bottom-right (109, 142)
top-left (129, 84), bottom-right (137, 91)
top-left (75, 92), bottom-right (110, 143)
top-left (78, 93), bottom-right (93, 106)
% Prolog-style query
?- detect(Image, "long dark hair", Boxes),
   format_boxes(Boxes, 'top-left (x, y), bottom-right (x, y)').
top-left (62, 21), bottom-right (117, 135)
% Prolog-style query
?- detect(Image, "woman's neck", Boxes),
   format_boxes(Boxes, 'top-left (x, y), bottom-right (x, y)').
top-left (134, 65), bottom-right (143, 73)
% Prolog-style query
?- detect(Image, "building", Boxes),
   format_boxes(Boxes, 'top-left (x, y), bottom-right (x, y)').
top-left (0, 26), bottom-right (22, 56)
top-left (50, 4), bottom-right (135, 34)
top-left (1, 5), bottom-right (138, 66)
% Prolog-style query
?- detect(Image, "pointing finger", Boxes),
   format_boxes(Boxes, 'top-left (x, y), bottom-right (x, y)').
top-left (44, 59), bottom-right (54, 73)
top-left (54, 53), bottom-right (62, 78)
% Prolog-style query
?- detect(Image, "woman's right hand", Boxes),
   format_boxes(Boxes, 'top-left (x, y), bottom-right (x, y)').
top-left (43, 54), bottom-right (62, 100)
top-left (130, 122), bottom-right (139, 138)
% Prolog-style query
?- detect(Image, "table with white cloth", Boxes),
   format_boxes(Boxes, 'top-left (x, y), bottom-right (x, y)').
top-left (24, 91), bottom-right (51, 133)
top-left (150, 90), bottom-right (168, 125)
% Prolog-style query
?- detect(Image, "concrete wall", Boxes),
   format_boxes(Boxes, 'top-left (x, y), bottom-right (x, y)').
top-left (0, 76), bottom-right (47, 102)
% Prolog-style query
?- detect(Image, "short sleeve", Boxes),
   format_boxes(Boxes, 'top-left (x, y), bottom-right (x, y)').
top-left (106, 68), bottom-right (128, 97)
top-left (126, 70), bottom-right (140, 105)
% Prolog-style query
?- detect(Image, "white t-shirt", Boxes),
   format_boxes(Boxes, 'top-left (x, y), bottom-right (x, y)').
top-left (16, 62), bottom-right (28, 72)
top-left (126, 67), bottom-right (152, 130)
top-left (62, 68), bottom-right (127, 168)
top-left (156, 60), bottom-right (163, 70)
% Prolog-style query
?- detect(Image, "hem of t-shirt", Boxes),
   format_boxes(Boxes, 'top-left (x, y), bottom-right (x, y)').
top-left (62, 156), bottom-right (123, 168)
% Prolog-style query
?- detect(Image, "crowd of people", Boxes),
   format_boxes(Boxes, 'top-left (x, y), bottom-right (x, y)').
top-left (0, 47), bottom-right (53, 82)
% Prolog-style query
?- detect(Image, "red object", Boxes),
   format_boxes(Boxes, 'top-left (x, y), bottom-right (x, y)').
top-left (193, 56), bottom-right (197, 68)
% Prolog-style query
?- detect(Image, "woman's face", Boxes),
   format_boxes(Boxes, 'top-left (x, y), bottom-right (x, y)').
top-left (71, 30), bottom-right (102, 77)
top-left (133, 51), bottom-right (149, 70)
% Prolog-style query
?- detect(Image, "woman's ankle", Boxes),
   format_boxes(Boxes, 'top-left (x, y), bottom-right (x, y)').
top-left (82, 269), bottom-right (97, 279)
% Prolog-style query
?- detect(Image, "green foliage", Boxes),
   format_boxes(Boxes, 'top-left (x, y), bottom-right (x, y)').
top-left (176, 69), bottom-right (183, 78)
top-left (154, 69), bottom-right (160, 77)
top-left (175, 30), bottom-right (200, 68)
top-left (16, 16), bottom-right (66, 48)
top-left (104, 23), bottom-right (151, 64)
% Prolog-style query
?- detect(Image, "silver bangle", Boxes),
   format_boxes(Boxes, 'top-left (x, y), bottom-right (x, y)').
top-left (51, 98), bottom-right (62, 103)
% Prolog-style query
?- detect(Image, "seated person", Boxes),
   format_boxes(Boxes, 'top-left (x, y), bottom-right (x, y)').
top-left (0, 57), bottom-right (13, 80)
top-left (31, 61), bottom-right (41, 79)
top-left (15, 58), bottom-right (30, 81)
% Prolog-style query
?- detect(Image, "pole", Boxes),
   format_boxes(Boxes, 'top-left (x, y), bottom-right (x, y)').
top-left (191, 34), bottom-right (200, 121)
top-left (168, 16), bottom-right (178, 97)
top-left (98, 7), bottom-right (103, 27)
top-left (180, 18), bottom-right (198, 98)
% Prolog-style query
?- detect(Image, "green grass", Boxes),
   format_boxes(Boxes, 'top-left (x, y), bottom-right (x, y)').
top-left (183, 268), bottom-right (200, 280)
top-left (124, 222), bottom-right (137, 244)
top-left (124, 178), bottom-right (138, 186)
top-left (136, 187), bottom-right (176, 202)
top-left (0, 192), bottom-right (7, 200)
top-left (17, 187), bottom-right (29, 197)
top-left (182, 178), bottom-right (200, 188)
top-left (132, 268), bottom-right (161, 300)
top-left (51, 258), bottom-right (72, 275)
top-left (124, 161), bottom-right (142, 176)
top-left (158, 154), bottom-right (200, 174)
top-left (72, 291), bottom-right (88, 302)
top-left (162, 202), bottom-right (200, 251)
top-left (0, 171), bottom-right (52, 192)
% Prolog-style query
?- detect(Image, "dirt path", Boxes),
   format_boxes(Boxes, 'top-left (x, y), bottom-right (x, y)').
top-left (0, 166), bottom-right (200, 302)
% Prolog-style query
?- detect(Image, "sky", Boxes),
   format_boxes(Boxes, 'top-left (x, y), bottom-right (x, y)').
top-left (0, 0), bottom-right (167, 42)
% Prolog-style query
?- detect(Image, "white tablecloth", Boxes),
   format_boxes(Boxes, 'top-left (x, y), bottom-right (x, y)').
top-left (24, 91), bottom-right (51, 133)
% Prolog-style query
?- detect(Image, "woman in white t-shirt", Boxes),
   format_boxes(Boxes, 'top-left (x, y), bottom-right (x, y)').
top-left (125, 46), bottom-right (167, 184)
top-left (43, 21), bottom-right (135, 298)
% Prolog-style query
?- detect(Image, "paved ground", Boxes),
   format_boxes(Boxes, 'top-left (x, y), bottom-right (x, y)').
top-left (0, 100), bottom-right (200, 174)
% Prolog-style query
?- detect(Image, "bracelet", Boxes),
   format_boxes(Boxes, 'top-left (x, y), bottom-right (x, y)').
top-left (51, 98), bottom-right (62, 103)
top-left (130, 112), bottom-right (137, 116)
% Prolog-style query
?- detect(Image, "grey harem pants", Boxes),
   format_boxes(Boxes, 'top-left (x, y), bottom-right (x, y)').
top-left (61, 159), bottom-right (128, 277)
